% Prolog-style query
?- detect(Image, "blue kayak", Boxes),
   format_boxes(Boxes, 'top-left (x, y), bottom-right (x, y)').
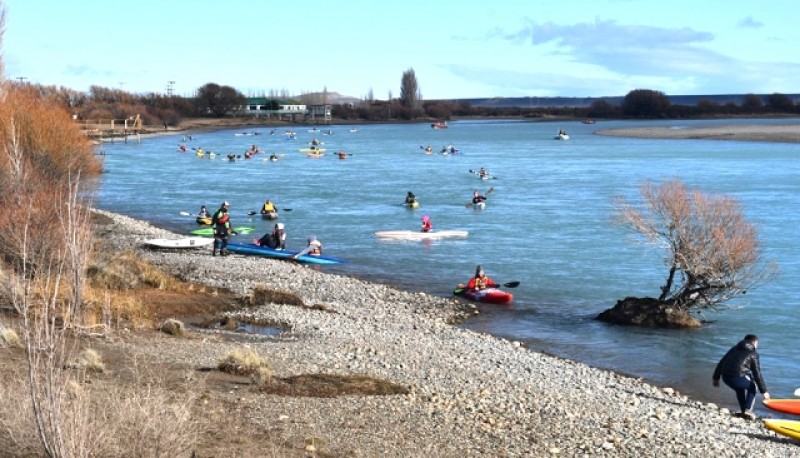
top-left (224, 243), bottom-right (344, 265)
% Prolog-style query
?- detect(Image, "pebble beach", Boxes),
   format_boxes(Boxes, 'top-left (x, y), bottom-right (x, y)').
top-left (92, 209), bottom-right (800, 457)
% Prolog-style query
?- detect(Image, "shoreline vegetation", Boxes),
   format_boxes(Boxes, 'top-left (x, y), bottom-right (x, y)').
top-left (5, 119), bottom-right (797, 455)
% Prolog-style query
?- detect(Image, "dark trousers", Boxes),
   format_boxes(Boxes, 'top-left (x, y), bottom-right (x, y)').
top-left (722, 374), bottom-right (756, 412)
top-left (214, 234), bottom-right (228, 253)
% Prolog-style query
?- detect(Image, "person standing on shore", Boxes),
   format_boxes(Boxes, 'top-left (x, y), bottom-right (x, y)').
top-left (712, 334), bottom-right (770, 420)
top-left (211, 201), bottom-right (235, 256)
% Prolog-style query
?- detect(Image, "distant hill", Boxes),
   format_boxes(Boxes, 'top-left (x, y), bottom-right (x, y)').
top-left (455, 94), bottom-right (800, 108)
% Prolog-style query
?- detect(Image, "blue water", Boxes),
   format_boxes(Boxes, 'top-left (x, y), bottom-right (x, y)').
top-left (94, 118), bottom-right (800, 408)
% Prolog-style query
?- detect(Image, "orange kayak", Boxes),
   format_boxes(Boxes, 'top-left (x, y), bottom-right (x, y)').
top-left (764, 399), bottom-right (800, 415)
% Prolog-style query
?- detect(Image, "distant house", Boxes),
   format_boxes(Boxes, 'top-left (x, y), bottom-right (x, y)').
top-left (237, 97), bottom-right (307, 119)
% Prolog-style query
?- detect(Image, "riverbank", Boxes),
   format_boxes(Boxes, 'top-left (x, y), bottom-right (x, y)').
top-left (81, 210), bottom-right (798, 457)
top-left (596, 122), bottom-right (800, 143)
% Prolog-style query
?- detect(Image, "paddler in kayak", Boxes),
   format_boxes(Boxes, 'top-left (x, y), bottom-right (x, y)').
top-left (421, 214), bottom-right (432, 232)
top-left (472, 190), bottom-right (488, 206)
top-left (292, 236), bottom-right (322, 259)
top-left (405, 191), bottom-right (418, 207)
top-left (466, 265), bottom-right (497, 291)
top-left (261, 198), bottom-right (278, 219)
top-left (196, 205), bottom-right (211, 225)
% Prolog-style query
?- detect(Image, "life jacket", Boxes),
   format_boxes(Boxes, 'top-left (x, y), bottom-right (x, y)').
top-left (308, 240), bottom-right (322, 255)
top-left (263, 202), bottom-right (275, 212)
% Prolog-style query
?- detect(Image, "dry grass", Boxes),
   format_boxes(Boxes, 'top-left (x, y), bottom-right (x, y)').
top-left (249, 284), bottom-right (306, 306)
top-left (262, 373), bottom-right (410, 398)
top-left (160, 318), bottom-right (185, 336)
top-left (87, 249), bottom-right (179, 291)
top-left (0, 323), bottom-right (20, 348)
top-left (73, 348), bottom-right (105, 373)
top-left (218, 348), bottom-right (271, 377)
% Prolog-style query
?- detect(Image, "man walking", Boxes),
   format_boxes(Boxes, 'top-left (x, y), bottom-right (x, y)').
top-left (713, 334), bottom-right (770, 419)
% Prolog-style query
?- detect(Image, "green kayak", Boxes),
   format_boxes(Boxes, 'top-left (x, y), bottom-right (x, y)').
top-left (190, 226), bottom-right (254, 237)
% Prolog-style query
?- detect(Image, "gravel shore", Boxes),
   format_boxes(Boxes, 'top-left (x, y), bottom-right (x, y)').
top-left (94, 209), bottom-right (799, 457)
top-left (596, 122), bottom-right (800, 143)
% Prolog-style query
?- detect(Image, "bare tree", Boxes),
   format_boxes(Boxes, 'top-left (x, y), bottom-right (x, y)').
top-left (616, 179), bottom-right (776, 311)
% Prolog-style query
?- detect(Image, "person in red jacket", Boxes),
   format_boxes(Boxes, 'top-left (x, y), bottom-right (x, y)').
top-left (467, 265), bottom-right (496, 291)
top-left (420, 214), bottom-right (432, 232)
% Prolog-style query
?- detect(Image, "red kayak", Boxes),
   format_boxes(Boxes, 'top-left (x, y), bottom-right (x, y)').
top-left (764, 399), bottom-right (800, 415)
top-left (454, 287), bottom-right (513, 305)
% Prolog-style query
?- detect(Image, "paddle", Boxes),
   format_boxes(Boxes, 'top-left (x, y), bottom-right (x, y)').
top-left (247, 209), bottom-right (293, 216)
top-left (795, 388), bottom-right (800, 397)
top-left (454, 281), bottom-right (520, 295)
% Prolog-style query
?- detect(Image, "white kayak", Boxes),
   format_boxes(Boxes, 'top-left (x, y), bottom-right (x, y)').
top-left (374, 230), bottom-right (469, 240)
top-left (144, 237), bottom-right (214, 249)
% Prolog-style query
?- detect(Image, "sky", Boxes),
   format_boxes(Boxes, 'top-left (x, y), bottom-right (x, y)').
top-left (3, 0), bottom-right (800, 100)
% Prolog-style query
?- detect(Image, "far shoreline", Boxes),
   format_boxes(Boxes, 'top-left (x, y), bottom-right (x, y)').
top-left (596, 121), bottom-right (800, 144)
top-left (124, 116), bottom-right (800, 145)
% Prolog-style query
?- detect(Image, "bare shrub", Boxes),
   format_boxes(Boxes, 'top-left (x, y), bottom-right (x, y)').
top-left (615, 178), bottom-right (777, 310)
top-left (160, 318), bottom-right (185, 336)
top-left (218, 348), bottom-right (270, 376)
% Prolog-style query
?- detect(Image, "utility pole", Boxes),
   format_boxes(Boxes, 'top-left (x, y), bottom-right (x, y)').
top-left (15, 76), bottom-right (27, 84)
top-left (166, 80), bottom-right (175, 96)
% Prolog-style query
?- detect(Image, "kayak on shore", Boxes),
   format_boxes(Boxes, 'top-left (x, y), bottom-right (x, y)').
top-left (224, 242), bottom-right (344, 265)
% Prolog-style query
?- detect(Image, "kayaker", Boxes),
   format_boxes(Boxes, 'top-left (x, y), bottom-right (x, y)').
top-left (478, 167), bottom-right (489, 178)
top-left (467, 265), bottom-right (497, 291)
top-left (472, 190), bottom-right (487, 205)
top-left (257, 223), bottom-right (286, 250)
top-left (293, 236), bottom-right (322, 259)
top-left (421, 214), bottom-right (432, 232)
top-left (197, 205), bottom-right (209, 219)
top-left (261, 199), bottom-right (277, 218)
top-left (269, 153), bottom-right (279, 161)
top-left (713, 334), bottom-right (770, 420)
top-left (405, 191), bottom-right (417, 206)
top-left (211, 201), bottom-right (236, 256)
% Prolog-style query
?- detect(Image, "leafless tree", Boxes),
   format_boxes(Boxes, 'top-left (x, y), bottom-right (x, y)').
top-left (616, 179), bottom-right (776, 310)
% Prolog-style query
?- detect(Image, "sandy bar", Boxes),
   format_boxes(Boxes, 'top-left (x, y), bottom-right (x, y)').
top-left (596, 122), bottom-right (800, 143)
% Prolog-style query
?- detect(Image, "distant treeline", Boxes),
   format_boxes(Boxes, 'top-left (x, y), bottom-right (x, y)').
top-left (16, 81), bottom-right (800, 127)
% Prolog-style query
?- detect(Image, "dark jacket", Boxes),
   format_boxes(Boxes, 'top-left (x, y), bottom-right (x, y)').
top-left (713, 340), bottom-right (767, 393)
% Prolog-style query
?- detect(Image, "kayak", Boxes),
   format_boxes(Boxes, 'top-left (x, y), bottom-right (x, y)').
top-left (299, 148), bottom-right (326, 154)
top-left (144, 237), bottom-right (214, 249)
top-left (190, 226), bottom-right (254, 236)
top-left (763, 419), bottom-right (800, 441)
top-left (261, 212), bottom-right (278, 220)
top-left (374, 230), bottom-right (469, 241)
top-left (763, 399), bottom-right (800, 415)
top-left (453, 287), bottom-right (513, 304)
top-left (407, 201), bottom-right (420, 209)
top-left (224, 243), bottom-right (344, 265)
top-left (196, 217), bottom-right (212, 225)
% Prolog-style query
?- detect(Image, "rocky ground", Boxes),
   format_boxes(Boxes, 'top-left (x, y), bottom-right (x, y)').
top-left (80, 209), bottom-right (800, 457)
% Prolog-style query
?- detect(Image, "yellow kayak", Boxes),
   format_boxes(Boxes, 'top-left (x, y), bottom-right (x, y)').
top-left (764, 419), bottom-right (800, 441)
top-left (407, 200), bottom-right (420, 208)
